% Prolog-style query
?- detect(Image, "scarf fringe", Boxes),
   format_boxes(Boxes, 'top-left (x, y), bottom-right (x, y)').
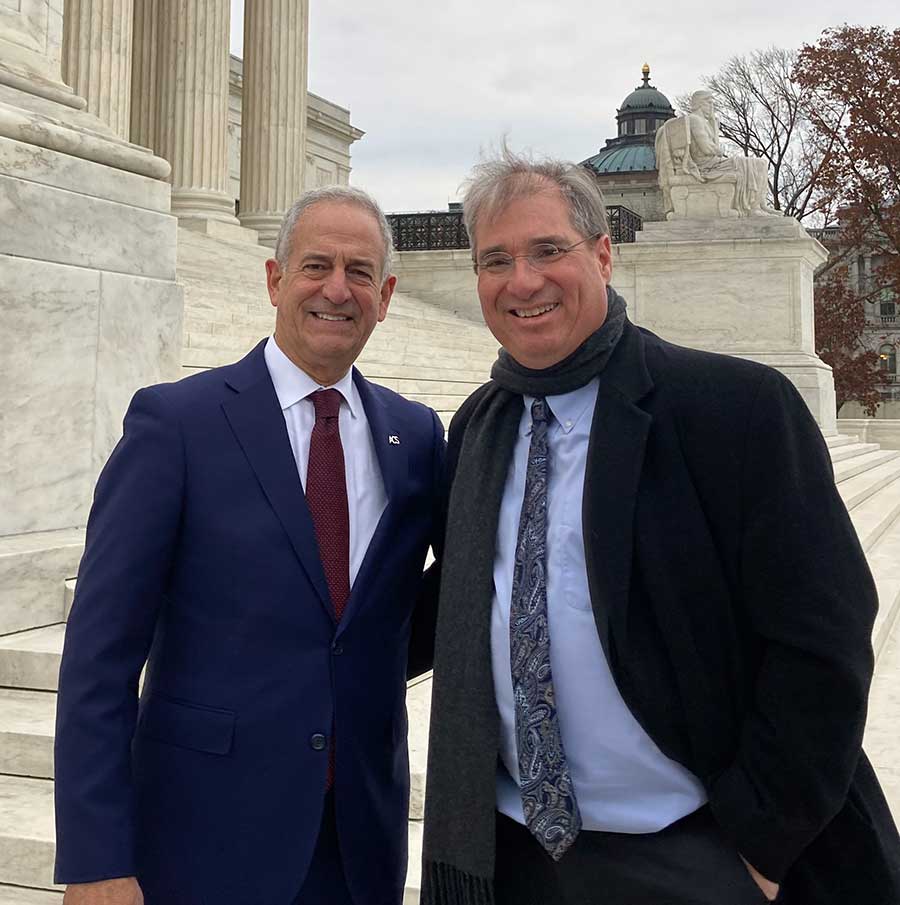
top-left (421, 859), bottom-right (495, 905)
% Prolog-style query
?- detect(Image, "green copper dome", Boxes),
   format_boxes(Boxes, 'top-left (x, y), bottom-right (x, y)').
top-left (580, 65), bottom-right (675, 176)
top-left (619, 85), bottom-right (674, 114)
top-left (582, 143), bottom-right (658, 174)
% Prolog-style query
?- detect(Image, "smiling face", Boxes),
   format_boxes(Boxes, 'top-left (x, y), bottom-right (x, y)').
top-left (265, 201), bottom-right (395, 385)
top-left (473, 185), bottom-right (612, 370)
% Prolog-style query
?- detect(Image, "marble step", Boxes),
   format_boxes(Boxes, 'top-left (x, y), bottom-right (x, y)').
top-left (864, 604), bottom-right (900, 822)
top-left (0, 886), bottom-right (62, 904)
top-left (0, 689), bottom-right (55, 778)
top-left (0, 530), bottom-right (83, 638)
top-left (847, 473), bottom-right (900, 552)
top-left (825, 434), bottom-right (859, 449)
top-left (833, 449), bottom-right (900, 484)
top-left (868, 521), bottom-right (900, 661)
top-left (835, 456), bottom-right (900, 511)
top-left (406, 674), bottom-right (432, 822)
top-left (0, 626), bottom-right (65, 692)
top-left (828, 442), bottom-right (882, 463)
top-left (405, 820), bottom-right (423, 905)
top-left (0, 776), bottom-right (57, 891)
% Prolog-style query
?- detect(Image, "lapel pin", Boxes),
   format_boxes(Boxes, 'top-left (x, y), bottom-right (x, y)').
top-left (388, 435), bottom-right (401, 445)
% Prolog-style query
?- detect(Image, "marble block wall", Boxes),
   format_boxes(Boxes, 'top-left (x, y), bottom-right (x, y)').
top-left (613, 216), bottom-right (836, 433)
top-left (392, 250), bottom-right (483, 323)
top-left (0, 133), bottom-right (182, 634)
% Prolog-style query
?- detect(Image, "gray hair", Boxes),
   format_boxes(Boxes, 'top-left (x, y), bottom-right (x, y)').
top-left (274, 184), bottom-right (394, 282)
top-left (461, 145), bottom-right (609, 258)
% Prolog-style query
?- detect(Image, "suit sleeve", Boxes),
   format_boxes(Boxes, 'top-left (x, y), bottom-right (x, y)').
top-left (707, 369), bottom-right (877, 882)
top-left (54, 387), bottom-right (185, 883)
top-left (407, 408), bottom-right (447, 680)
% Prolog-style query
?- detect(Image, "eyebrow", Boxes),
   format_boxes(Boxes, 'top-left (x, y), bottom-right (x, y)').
top-left (479, 235), bottom-right (572, 255)
top-left (300, 251), bottom-right (377, 268)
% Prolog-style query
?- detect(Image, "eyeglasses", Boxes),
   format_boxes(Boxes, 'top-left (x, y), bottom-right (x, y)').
top-left (473, 232), bottom-right (603, 276)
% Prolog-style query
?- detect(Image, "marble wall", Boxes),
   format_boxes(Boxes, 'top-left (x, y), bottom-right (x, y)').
top-left (613, 216), bottom-right (835, 432)
top-left (392, 250), bottom-right (483, 323)
top-left (0, 134), bottom-right (182, 538)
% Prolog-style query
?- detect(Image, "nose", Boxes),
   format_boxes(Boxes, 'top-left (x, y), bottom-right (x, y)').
top-left (321, 267), bottom-right (353, 305)
top-left (505, 256), bottom-right (545, 300)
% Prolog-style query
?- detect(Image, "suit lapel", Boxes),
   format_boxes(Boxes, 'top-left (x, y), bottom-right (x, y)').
top-left (582, 321), bottom-right (653, 661)
top-left (221, 343), bottom-right (332, 616)
top-left (352, 368), bottom-right (406, 505)
top-left (337, 370), bottom-right (408, 632)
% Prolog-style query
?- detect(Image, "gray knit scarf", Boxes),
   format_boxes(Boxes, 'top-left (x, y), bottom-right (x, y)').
top-left (421, 287), bottom-right (628, 905)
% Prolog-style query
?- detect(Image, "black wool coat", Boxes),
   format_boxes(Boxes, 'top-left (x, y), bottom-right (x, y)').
top-left (441, 321), bottom-right (900, 904)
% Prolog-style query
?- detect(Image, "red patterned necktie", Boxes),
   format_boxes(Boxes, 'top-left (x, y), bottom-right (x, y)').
top-left (305, 388), bottom-right (350, 788)
top-left (306, 388), bottom-right (350, 622)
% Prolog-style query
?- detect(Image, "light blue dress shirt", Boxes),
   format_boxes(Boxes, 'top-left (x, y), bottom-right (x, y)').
top-left (491, 378), bottom-right (707, 832)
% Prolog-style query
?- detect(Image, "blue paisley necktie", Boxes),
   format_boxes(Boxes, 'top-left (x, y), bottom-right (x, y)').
top-left (509, 397), bottom-right (582, 862)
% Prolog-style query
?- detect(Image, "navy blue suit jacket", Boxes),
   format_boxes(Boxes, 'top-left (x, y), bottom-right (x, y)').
top-left (54, 341), bottom-right (445, 905)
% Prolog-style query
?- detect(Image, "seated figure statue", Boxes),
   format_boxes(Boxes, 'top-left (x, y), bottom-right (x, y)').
top-left (655, 90), bottom-right (779, 219)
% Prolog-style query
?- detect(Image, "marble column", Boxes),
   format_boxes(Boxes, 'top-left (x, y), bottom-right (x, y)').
top-left (238, 0), bottom-right (309, 245)
top-left (156, 0), bottom-right (236, 223)
top-left (129, 0), bottom-right (159, 151)
top-left (62, 0), bottom-right (134, 139)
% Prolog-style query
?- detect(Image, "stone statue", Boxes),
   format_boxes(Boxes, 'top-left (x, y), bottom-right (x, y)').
top-left (655, 90), bottom-right (779, 220)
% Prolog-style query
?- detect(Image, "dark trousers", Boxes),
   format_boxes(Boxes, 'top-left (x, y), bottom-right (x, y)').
top-left (293, 791), bottom-right (354, 905)
top-left (494, 806), bottom-right (773, 905)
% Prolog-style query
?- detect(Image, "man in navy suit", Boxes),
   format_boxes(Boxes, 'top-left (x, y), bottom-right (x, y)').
top-left (54, 185), bottom-right (445, 905)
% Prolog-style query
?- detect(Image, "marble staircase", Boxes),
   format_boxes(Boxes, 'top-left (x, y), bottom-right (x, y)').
top-left (2, 434), bottom-right (899, 902)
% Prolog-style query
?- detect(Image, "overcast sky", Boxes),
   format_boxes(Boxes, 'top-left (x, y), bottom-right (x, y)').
top-left (229, 1), bottom-right (897, 213)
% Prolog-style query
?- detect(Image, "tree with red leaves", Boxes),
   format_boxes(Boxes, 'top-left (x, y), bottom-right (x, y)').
top-left (813, 265), bottom-right (882, 415)
top-left (793, 26), bottom-right (900, 413)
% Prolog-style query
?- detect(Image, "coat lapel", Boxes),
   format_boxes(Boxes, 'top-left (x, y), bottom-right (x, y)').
top-left (583, 321), bottom-right (653, 661)
top-left (337, 370), bottom-right (408, 632)
top-left (220, 342), bottom-right (332, 615)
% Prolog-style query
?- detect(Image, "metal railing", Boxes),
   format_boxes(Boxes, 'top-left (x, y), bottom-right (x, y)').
top-left (387, 206), bottom-right (643, 253)
top-left (387, 212), bottom-right (470, 252)
top-left (607, 206), bottom-right (643, 244)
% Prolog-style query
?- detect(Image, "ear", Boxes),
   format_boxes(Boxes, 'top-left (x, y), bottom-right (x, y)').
top-left (594, 234), bottom-right (613, 283)
top-left (265, 258), bottom-right (283, 308)
top-left (378, 274), bottom-right (397, 322)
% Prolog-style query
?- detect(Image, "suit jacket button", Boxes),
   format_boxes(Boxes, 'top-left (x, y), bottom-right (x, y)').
top-left (310, 733), bottom-right (327, 751)
top-left (332, 642), bottom-right (344, 656)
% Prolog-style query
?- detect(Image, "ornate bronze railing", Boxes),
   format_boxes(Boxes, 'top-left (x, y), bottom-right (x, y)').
top-left (387, 206), bottom-right (642, 252)
top-left (607, 205), bottom-right (642, 245)
top-left (387, 212), bottom-right (469, 251)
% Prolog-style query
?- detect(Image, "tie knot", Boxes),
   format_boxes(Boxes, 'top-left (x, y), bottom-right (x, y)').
top-left (531, 397), bottom-right (549, 425)
top-left (311, 388), bottom-right (342, 421)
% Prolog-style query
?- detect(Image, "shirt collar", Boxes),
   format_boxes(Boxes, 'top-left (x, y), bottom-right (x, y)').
top-left (263, 335), bottom-right (361, 418)
top-left (522, 377), bottom-right (599, 437)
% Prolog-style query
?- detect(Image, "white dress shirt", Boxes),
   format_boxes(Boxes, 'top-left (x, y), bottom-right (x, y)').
top-left (492, 379), bottom-right (707, 833)
top-left (264, 335), bottom-right (387, 586)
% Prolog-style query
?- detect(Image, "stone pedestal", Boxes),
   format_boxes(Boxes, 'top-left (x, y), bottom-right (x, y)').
top-left (62, 0), bottom-right (134, 138)
top-left (0, 0), bottom-right (182, 634)
top-left (612, 216), bottom-right (836, 433)
top-left (666, 175), bottom-right (739, 220)
top-left (238, 0), bottom-right (309, 246)
top-left (156, 0), bottom-right (237, 224)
